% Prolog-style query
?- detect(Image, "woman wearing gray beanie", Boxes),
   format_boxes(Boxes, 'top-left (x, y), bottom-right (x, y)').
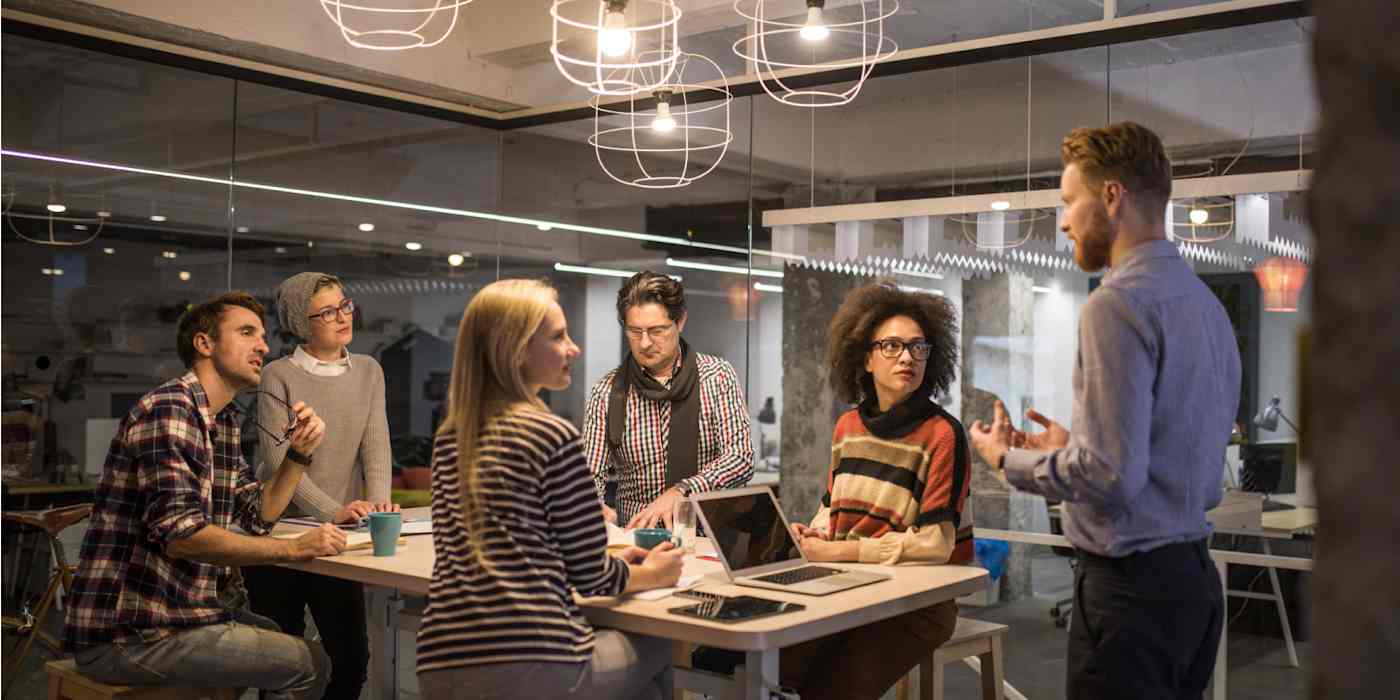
top-left (244, 271), bottom-right (395, 700)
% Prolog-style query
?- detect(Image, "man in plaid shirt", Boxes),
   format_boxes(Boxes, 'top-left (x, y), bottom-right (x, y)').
top-left (62, 292), bottom-right (346, 699)
top-left (584, 272), bottom-right (754, 529)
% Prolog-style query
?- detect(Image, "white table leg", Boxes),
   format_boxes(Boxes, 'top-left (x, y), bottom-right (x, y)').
top-left (740, 649), bottom-right (779, 700)
top-left (367, 586), bottom-right (404, 700)
top-left (1210, 559), bottom-right (1227, 700)
top-left (1261, 540), bottom-right (1299, 668)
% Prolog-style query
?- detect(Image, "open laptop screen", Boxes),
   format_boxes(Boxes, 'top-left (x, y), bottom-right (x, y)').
top-left (695, 490), bottom-right (803, 571)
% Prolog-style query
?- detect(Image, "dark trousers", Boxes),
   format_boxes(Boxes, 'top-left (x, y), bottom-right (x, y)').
top-left (1069, 539), bottom-right (1224, 700)
top-left (244, 565), bottom-right (369, 700)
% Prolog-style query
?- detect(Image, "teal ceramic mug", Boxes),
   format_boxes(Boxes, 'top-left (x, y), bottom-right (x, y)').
top-left (368, 512), bottom-right (403, 556)
top-left (634, 528), bottom-right (673, 550)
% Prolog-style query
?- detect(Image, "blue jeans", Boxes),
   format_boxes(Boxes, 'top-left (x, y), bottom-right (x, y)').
top-left (75, 607), bottom-right (330, 700)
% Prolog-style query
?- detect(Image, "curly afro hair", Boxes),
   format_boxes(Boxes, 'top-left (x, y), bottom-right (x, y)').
top-left (825, 280), bottom-right (959, 404)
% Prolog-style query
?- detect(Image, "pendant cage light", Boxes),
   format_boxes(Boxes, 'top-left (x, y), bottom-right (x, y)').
top-left (318, 0), bottom-right (474, 50)
top-left (950, 57), bottom-right (1044, 251)
top-left (552, 0), bottom-right (682, 96)
top-left (588, 52), bottom-right (732, 189)
top-left (733, 0), bottom-right (898, 107)
top-left (3, 189), bottom-right (106, 246)
top-left (1170, 196), bottom-right (1234, 243)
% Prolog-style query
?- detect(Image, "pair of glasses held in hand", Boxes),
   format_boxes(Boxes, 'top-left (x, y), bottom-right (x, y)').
top-left (235, 391), bottom-right (302, 446)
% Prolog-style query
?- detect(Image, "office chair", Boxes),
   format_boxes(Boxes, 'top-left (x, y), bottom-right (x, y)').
top-left (1046, 500), bottom-right (1076, 629)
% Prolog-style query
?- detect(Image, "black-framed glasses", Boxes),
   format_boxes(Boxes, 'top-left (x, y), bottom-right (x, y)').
top-left (870, 338), bottom-right (932, 361)
top-left (624, 323), bottom-right (675, 341)
top-left (235, 391), bottom-right (300, 446)
top-left (308, 298), bottom-right (356, 324)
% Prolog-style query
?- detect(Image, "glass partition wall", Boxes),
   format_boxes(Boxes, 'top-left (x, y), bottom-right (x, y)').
top-left (3, 16), bottom-right (1314, 698)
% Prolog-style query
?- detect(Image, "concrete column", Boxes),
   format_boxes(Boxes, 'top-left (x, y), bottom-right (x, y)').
top-left (961, 272), bottom-right (1037, 601)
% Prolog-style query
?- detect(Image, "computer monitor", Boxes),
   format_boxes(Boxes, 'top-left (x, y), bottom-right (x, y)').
top-left (1240, 442), bottom-right (1297, 495)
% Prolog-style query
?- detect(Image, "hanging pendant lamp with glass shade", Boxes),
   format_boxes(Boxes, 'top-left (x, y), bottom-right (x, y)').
top-left (318, 0), bottom-right (474, 51)
top-left (552, 0), bottom-right (682, 96)
top-left (588, 51), bottom-right (732, 188)
top-left (733, 0), bottom-right (898, 107)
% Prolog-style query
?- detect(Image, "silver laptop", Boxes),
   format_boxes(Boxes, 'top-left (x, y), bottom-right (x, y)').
top-left (691, 486), bottom-right (890, 596)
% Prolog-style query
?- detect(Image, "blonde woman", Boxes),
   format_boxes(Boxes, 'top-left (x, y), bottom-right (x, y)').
top-left (417, 279), bottom-right (684, 700)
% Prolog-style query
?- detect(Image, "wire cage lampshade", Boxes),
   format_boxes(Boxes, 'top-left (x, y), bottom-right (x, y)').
top-left (318, 0), bottom-right (474, 50)
top-left (733, 0), bottom-right (898, 107)
top-left (588, 52), bottom-right (732, 189)
top-left (1170, 196), bottom-right (1235, 243)
top-left (4, 188), bottom-right (106, 246)
top-left (552, 0), bottom-right (682, 96)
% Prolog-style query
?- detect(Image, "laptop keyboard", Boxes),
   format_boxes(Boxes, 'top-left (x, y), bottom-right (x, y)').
top-left (753, 566), bottom-right (844, 585)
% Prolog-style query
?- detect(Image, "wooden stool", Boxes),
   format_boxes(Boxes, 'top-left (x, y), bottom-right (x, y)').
top-left (896, 617), bottom-right (1010, 700)
top-left (45, 659), bottom-right (238, 700)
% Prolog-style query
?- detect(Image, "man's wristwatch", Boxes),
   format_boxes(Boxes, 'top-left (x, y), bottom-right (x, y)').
top-left (286, 448), bottom-right (313, 466)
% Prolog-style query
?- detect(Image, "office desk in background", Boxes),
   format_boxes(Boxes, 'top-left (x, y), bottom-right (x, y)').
top-left (271, 508), bottom-right (989, 700)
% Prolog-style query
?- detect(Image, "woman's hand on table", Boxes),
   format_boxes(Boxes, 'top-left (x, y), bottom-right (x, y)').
top-left (790, 522), bottom-right (827, 542)
top-left (333, 500), bottom-right (401, 523)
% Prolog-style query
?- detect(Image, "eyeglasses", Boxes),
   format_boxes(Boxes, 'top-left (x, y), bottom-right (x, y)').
top-left (870, 338), bottom-right (932, 361)
top-left (624, 323), bottom-right (675, 341)
top-left (234, 391), bottom-right (300, 446)
top-left (308, 298), bottom-right (356, 324)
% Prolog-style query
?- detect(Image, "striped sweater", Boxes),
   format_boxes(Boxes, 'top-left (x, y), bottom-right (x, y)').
top-left (416, 409), bottom-right (629, 675)
top-left (819, 408), bottom-right (975, 565)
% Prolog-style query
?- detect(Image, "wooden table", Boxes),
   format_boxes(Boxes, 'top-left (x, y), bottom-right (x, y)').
top-left (273, 508), bottom-right (990, 700)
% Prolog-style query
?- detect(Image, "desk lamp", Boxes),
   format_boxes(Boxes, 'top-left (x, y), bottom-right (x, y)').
top-left (1250, 396), bottom-right (1298, 511)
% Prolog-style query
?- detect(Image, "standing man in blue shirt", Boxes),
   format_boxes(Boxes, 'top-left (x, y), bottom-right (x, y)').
top-left (970, 121), bottom-right (1241, 699)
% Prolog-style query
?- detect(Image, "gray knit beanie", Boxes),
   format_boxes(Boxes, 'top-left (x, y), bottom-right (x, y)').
top-left (277, 272), bottom-right (340, 339)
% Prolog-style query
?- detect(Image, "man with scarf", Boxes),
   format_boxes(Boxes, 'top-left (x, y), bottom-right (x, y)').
top-left (584, 271), bottom-right (754, 528)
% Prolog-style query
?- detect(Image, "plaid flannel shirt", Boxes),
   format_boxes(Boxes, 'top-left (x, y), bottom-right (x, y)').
top-left (62, 372), bottom-right (274, 652)
top-left (584, 351), bottom-right (754, 523)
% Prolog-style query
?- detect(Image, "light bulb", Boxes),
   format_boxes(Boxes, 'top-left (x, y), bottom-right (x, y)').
top-left (359, 222), bottom-right (376, 232)
top-left (103, 247), bottom-right (115, 255)
top-left (1189, 208), bottom-right (1209, 225)
top-left (448, 253), bottom-right (465, 267)
top-left (236, 225), bottom-right (250, 233)
top-left (990, 200), bottom-right (1011, 211)
top-left (537, 223), bottom-right (553, 231)
top-left (178, 271), bottom-right (191, 281)
top-left (405, 242), bottom-right (423, 251)
top-left (150, 214), bottom-right (167, 222)
top-left (599, 9), bottom-right (632, 57)
top-left (652, 101), bottom-right (676, 133)
top-left (47, 203), bottom-right (67, 213)
top-left (800, 6), bottom-right (829, 41)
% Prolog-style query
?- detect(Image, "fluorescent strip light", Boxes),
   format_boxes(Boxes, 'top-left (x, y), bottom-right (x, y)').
top-left (1032, 285), bottom-right (1056, 294)
top-left (898, 285), bottom-right (944, 296)
top-left (554, 263), bottom-right (680, 281)
top-left (1, 149), bottom-right (748, 256)
top-left (753, 282), bottom-right (784, 293)
top-left (665, 258), bottom-right (784, 279)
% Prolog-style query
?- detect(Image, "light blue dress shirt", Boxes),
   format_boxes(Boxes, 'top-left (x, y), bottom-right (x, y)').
top-left (1004, 239), bottom-right (1242, 557)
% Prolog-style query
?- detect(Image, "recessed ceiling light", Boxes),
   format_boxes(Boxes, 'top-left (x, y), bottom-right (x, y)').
top-left (73, 224), bottom-right (88, 231)
top-left (103, 247), bottom-right (115, 255)
top-left (307, 241), bottom-right (315, 248)
top-left (405, 242), bottom-right (423, 251)
top-left (990, 200), bottom-right (1011, 211)
top-left (150, 214), bottom-right (167, 222)
top-left (47, 203), bottom-right (67, 214)
top-left (178, 271), bottom-right (191, 281)
top-left (96, 210), bottom-right (112, 219)
top-left (275, 246), bottom-right (287, 254)
top-left (41, 268), bottom-right (64, 276)
top-left (358, 222), bottom-right (375, 232)
top-left (536, 223), bottom-right (553, 231)
top-left (162, 250), bottom-right (177, 259)
top-left (447, 253), bottom-right (465, 267)
top-left (235, 225), bottom-right (250, 233)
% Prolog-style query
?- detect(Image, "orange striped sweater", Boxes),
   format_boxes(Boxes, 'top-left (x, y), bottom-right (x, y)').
top-left (820, 408), bottom-right (974, 565)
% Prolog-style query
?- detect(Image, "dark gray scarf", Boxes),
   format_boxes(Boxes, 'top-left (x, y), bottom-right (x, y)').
top-left (607, 338), bottom-right (701, 490)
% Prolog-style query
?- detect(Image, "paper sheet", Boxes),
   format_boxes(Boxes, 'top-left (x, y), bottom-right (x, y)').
top-left (630, 574), bottom-right (703, 601)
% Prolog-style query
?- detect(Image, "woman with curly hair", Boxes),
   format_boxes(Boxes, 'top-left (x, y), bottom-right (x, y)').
top-left (778, 280), bottom-right (973, 700)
